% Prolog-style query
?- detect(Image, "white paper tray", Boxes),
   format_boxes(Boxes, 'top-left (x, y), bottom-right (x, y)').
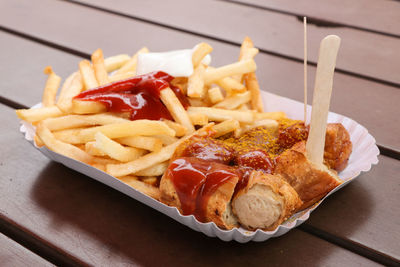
top-left (19, 91), bottom-right (379, 242)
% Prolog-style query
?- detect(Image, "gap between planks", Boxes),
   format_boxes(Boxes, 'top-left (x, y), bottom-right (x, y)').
top-left (0, 215), bottom-right (89, 267)
top-left (219, 0), bottom-right (400, 39)
top-left (299, 224), bottom-right (400, 266)
top-left (55, 0), bottom-right (400, 89)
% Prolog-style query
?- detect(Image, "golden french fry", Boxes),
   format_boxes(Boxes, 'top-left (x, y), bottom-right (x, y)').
top-left (139, 176), bottom-right (158, 186)
top-left (153, 135), bottom-right (179, 145)
top-left (36, 122), bottom-right (93, 164)
top-left (57, 72), bottom-right (84, 113)
top-left (53, 120), bottom-right (175, 144)
top-left (79, 60), bottom-right (99, 90)
top-left (118, 175), bottom-right (160, 200)
top-left (215, 77), bottom-right (246, 94)
top-left (42, 66), bottom-right (61, 107)
top-left (106, 124), bottom-right (212, 177)
top-left (238, 103), bottom-right (250, 111)
top-left (34, 134), bottom-right (44, 147)
top-left (16, 106), bottom-right (63, 122)
top-left (189, 113), bottom-right (208, 126)
top-left (208, 86), bottom-right (224, 104)
top-left (188, 97), bottom-right (209, 107)
top-left (162, 120), bottom-right (187, 137)
top-left (204, 59), bottom-right (256, 85)
top-left (233, 37), bottom-right (259, 82)
top-left (116, 136), bottom-right (163, 152)
top-left (213, 91), bottom-right (251, 110)
top-left (242, 119), bottom-right (279, 134)
top-left (160, 87), bottom-right (195, 134)
top-left (95, 132), bottom-right (146, 162)
top-left (254, 111), bottom-right (286, 121)
top-left (212, 119), bottom-right (240, 138)
top-left (114, 47), bottom-right (149, 75)
top-left (104, 54), bottom-right (130, 72)
top-left (187, 107), bottom-right (254, 123)
top-left (187, 64), bottom-right (205, 98)
top-left (109, 71), bottom-right (135, 83)
top-left (85, 141), bottom-right (107, 156)
top-left (42, 113), bottom-right (129, 131)
top-left (91, 49), bottom-right (109, 86)
top-left (192, 42), bottom-right (213, 68)
top-left (71, 99), bottom-right (107, 114)
top-left (245, 72), bottom-right (264, 112)
top-left (107, 141), bottom-right (179, 177)
top-left (135, 161), bottom-right (168, 176)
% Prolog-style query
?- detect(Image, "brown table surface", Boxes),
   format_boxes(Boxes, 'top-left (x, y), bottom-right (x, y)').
top-left (0, 0), bottom-right (399, 266)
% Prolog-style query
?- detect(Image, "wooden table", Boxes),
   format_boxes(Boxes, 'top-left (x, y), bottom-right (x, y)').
top-left (1, 0), bottom-right (399, 266)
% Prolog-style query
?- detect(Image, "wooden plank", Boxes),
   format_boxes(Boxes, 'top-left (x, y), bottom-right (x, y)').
top-left (227, 0), bottom-right (400, 37)
top-left (306, 155), bottom-right (400, 261)
top-left (0, 103), bottom-right (379, 266)
top-left (0, 233), bottom-right (54, 266)
top-left (65, 0), bottom-right (400, 85)
top-left (0, 32), bottom-right (83, 108)
top-left (1, 27), bottom-right (399, 152)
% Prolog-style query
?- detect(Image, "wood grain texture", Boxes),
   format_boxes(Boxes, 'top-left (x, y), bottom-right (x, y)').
top-left (0, 14), bottom-right (399, 151)
top-left (227, 0), bottom-right (400, 36)
top-left (0, 233), bottom-right (53, 266)
top-left (306, 155), bottom-right (400, 261)
top-left (0, 104), bottom-right (378, 266)
top-left (68, 0), bottom-right (400, 85)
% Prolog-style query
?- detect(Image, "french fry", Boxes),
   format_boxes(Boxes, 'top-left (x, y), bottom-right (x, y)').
top-left (189, 113), bottom-right (208, 126)
top-left (162, 120), bottom-right (187, 137)
top-left (91, 49), bottom-right (109, 86)
top-left (204, 59), bottom-right (256, 85)
top-left (215, 77), bottom-right (246, 94)
top-left (187, 64), bottom-right (206, 98)
top-left (42, 113), bottom-right (129, 131)
top-left (242, 119), bottom-right (279, 134)
top-left (42, 66), bottom-right (61, 107)
top-left (213, 91), bottom-right (251, 110)
top-left (108, 71), bottom-right (135, 83)
top-left (85, 141), bottom-right (107, 156)
top-left (36, 122), bottom-right (93, 164)
top-left (139, 176), bottom-right (158, 186)
top-left (95, 132), bottom-right (146, 162)
top-left (188, 98), bottom-right (209, 107)
top-left (208, 86), bottom-right (224, 104)
top-left (245, 72), bottom-right (264, 112)
top-left (106, 124), bottom-right (213, 177)
top-left (118, 175), bottom-right (160, 200)
top-left (212, 119), bottom-right (240, 138)
top-left (56, 72), bottom-right (83, 113)
top-left (187, 107), bottom-right (254, 123)
top-left (16, 106), bottom-right (64, 122)
top-left (135, 161), bottom-right (168, 176)
top-left (114, 47), bottom-right (149, 75)
top-left (53, 120), bottom-right (175, 144)
top-left (160, 87), bottom-right (195, 134)
top-left (79, 60), bottom-right (99, 90)
top-left (116, 136), bottom-right (163, 152)
top-left (71, 99), bottom-right (107, 114)
top-left (238, 103), bottom-right (250, 111)
top-left (107, 140), bottom-right (180, 177)
top-left (104, 54), bottom-right (130, 72)
top-left (254, 111), bottom-right (286, 121)
top-left (233, 37), bottom-right (259, 82)
top-left (192, 42), bottom-right (213, 68)
top-left (153, 135), bottom-right (179, 145)
top-left (34, 134), bottom-right (44, 147)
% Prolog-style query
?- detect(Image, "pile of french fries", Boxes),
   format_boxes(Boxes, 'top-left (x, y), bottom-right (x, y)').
top-left (16, 37), bottom-right (286, 200)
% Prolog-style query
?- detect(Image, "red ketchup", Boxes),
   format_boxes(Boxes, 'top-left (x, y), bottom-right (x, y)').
top-left (166, 157), bottom-right (239, 222)
top-left (74, 71), bottom-right (189, 121)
